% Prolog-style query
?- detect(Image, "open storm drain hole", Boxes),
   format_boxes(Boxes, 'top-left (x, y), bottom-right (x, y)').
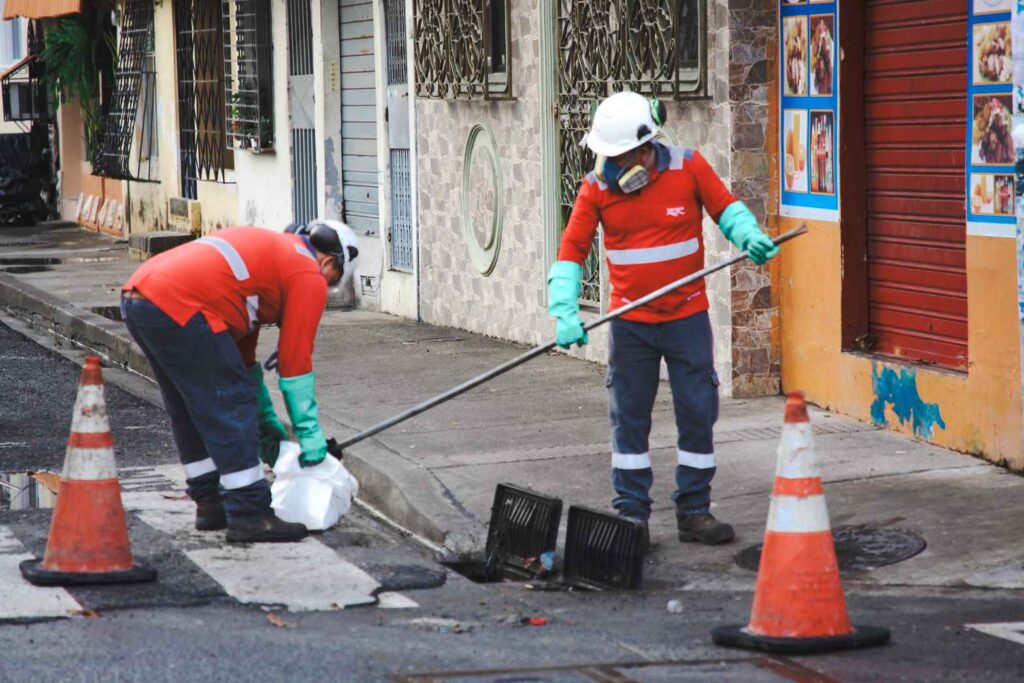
top-left (0, 257), bottom-right (62, 265)
top-left (735, 525), bottom-right (926, 575)
top-left (0, 265), bottom-right (53, 274)
top-left (445, 484), bottom-right (562, 584)
top-left (0, 240), bottom-right (45, 247)
top-left (90, 306), bottom-right (124, 322)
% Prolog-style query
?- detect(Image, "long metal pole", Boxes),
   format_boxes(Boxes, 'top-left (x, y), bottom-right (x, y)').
top-left (332, 225), bottom-right (807, 452)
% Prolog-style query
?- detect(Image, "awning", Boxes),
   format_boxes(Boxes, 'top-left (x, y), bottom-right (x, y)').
top-left (0, 54), bottom-right (33, 81)
top-left (3, 0), bottom-right (83, 20)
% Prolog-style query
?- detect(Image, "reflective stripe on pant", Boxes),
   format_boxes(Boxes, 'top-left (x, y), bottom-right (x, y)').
top-left (121, 297), bottom-right (270, 522)
top-left (608, 312), bottom-right (719, 520)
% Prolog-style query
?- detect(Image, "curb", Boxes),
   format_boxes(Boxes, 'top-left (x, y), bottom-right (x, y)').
top-left (0, 271), bottom-right (484, 559)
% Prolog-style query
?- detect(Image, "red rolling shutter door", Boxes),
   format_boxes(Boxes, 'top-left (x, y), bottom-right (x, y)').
top-left (864, 0), bottom-right (968, 370)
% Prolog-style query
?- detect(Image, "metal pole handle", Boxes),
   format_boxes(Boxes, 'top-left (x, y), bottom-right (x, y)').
top-left (332, 225), bottom-right (807, 453)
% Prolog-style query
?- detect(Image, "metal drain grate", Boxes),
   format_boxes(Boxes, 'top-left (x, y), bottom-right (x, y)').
top-left (735, 525), bottom-right (927, 575)
top-left (484, 484), bottom-right (562, 580)
top-left (389, 655), bottom-right (839, 682)
top-left (563, 506), bottom-right (645, 590)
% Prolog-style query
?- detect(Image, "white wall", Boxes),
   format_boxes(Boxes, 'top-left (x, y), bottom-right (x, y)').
top-left (234, 0), bottom-right (294, 230)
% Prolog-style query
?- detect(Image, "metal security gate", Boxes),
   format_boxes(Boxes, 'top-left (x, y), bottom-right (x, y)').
top-left (555, 2), bottom-right (707, 309)
top-left (174, 0), bottom-right (199, 199)
top-left (862, 0), bottom-right (968, 369)
top-left (385, 0), bottom-right (412, 272)
top-left (339, 0), bottom-right (380, 237)
top-left (288, 0), bottom-right (317, 224)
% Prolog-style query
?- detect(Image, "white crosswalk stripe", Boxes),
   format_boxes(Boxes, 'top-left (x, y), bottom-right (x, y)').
top-left (966, 622), bottom-right (1024, 646)
top-left (0, 526), bottom-right (82, 621)
top-left (186, 541), bottom-right (380, 612)
top-left (0, 465), bottom-right (418, 620)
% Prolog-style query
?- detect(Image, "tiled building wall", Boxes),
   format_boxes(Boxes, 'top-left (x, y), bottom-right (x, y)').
top-left (416, 0), bottom-right (759, 397)
top-left (728, 0), bottom-right (779, 397)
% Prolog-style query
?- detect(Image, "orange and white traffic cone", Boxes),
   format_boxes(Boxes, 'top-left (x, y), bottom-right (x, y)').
top-left (20, 356), bottom-right (156, 586)
top-left (712, 392), bottom-right (888, 654)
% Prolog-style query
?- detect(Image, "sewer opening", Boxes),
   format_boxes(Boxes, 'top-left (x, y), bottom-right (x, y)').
top-left (0, 472), bottom-right (58, 510)
top-left (442, 560), bottom-right (536, 584)
top-left (734, 525), bottom-right (927, 575)
top-left (0, 240), bottom-right (44, 247)
top-left (90, 305), bottom-right (124, 322)
top-left (0, 265), bottom-right (53, 274)
top-left (0, 257), bottom-right (61, 265)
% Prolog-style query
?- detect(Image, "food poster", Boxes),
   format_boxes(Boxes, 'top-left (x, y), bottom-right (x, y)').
top-left (1013, 1), bottom-right (1024, 321)
top-left (780, 2), bottom-right (837, 221)
top-left (969, 2), bottom-right (1016, 236)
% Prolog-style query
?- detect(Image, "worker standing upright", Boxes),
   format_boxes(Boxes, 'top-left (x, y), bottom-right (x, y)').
top-left (120, 220), bottom-right (358, 543)
top-left (549, 91), bottom-right (779, 546)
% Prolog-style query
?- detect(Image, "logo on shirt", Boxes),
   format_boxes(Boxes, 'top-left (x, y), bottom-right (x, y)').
top-left (666, 206), bottom-right (686, 217)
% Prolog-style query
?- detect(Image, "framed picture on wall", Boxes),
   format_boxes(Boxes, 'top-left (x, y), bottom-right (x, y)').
top-left (783, 16), bottom-right (808, 96)
top-left (973, 0), bottom-right (1013, 14)
top-left (809, 111), bottom-right (834, 195)
top-left (972, 22), bottom-right (1011, 85)
top-left (970, 174), bottom-right (995, 215)
top-left (993, 175), bottom-right (1014, 215)
top-left (783, 109), bottom-right (808, 193)
top-left (971, 94), bottom-right (1014, 165)
top-left (809, 15), bottom-right (834, 96)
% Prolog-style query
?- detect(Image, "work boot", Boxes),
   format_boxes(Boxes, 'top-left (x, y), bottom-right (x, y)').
top-left (677, 512), bottom-right (735, 545)
top-left (226, 513), bottom-right (308, 544)
top-left (195, 497), bottom-right (227, 531)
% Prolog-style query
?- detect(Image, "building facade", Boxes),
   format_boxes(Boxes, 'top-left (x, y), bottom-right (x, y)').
top-left (4, 0), bottom-right (783, 401)
top-left (29, 0), bottom-right (1024, 475)
top-left (773, 0), bottom-right (1024, 469)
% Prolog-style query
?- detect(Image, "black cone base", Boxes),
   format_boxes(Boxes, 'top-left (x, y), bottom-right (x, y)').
top-left (20, 558), bottom-right (157, 587)
top-left (711, 623), bottom-right (890, 655)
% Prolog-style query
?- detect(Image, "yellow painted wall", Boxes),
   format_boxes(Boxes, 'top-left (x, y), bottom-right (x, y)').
top-left (779, 218), bottom-right (1023, 470)
top-left (197, 179), bottom-right (239, 234)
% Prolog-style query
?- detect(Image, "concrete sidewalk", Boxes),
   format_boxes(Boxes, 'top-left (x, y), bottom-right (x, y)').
top-left (3, 222), bottom-right (1024, 592)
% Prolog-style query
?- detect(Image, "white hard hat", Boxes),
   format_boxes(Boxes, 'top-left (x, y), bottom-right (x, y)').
top-left (585, 91), bottom-right (665, 157)
top-left (290, 219), bottom-right (359, 284)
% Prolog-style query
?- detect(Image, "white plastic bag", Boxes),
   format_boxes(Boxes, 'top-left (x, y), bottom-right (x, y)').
top-left (270, 441), bottom-right (359, 531)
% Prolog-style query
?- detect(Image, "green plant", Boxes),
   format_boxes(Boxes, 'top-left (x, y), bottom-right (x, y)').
top-left (40, 17), bottom-right (111, 155)
top-left (258, 115), bottom-right (273, 148)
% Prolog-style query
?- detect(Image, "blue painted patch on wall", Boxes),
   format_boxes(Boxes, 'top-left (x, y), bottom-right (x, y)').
top-left (870, 364), bottom-right (947, 440)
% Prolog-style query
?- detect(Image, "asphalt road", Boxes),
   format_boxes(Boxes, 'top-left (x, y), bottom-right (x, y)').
top-left (1, 319), bottom-right (1023, 682)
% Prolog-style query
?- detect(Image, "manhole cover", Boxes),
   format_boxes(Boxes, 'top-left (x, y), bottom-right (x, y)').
top-left (734, 525), bottom-right (926, 574)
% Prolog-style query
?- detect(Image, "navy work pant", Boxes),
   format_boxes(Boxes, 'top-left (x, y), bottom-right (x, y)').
top-left (121, 297), bottom-right (270, 522)
top-left (607, 312), bottom-right (719, 521)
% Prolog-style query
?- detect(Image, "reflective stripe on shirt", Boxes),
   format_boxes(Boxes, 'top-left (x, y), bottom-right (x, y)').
top-left (197, 237), bottom-right (258, 331)
top-left (606, 237), bottom-right (698, 266)
top-left (196, 237), bottom-right (250, 281)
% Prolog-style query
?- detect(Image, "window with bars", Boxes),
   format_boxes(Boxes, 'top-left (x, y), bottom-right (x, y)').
top-left (176, 0), bottom-right (233, 194)
top-left (95, 0), bottom-right (158, 181)
top-left (222, 0), bottom-right (273, 151)
top-left (413, 0), bottom-right (512, 100)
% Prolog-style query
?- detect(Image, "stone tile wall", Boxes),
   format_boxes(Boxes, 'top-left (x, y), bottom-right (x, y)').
top-left (416, 0), bottom-right (748, 396)
top-left (728, 0), bottom-right (780, 397)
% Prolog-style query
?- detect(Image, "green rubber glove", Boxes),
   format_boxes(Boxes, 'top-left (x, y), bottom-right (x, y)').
top-left (279, 372), bottom-right (328, 467)
top-left (718, 201), bottom-right (779, 266)
top-left (547, 261), bottom-right (589, 348)
top-left (248, 364), bottom-right (289, 467)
